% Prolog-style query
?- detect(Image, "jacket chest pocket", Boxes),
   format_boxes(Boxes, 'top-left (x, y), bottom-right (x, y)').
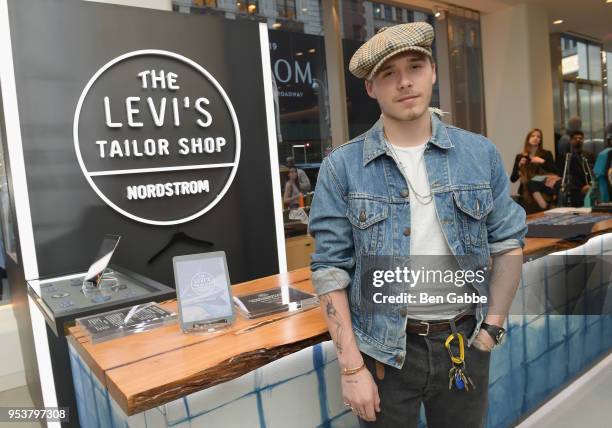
top-left (452, 188), bottom-right (493, 251)
top-left (346, 198), bottom-right (389, 255)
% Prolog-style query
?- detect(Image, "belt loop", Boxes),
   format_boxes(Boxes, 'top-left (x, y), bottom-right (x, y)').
top-left (449, 318), bottom-right (459, 337)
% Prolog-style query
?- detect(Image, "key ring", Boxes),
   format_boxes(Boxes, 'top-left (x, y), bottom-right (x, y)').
top-left (444, 332), bottom-right (465, 365)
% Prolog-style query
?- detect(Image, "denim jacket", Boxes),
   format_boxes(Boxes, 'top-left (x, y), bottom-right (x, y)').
top-left (308, 111), bottom-right (527, 369)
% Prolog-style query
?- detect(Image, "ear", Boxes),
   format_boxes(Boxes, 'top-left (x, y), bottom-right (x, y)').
top-left (431, 61), bottom-right (437, 86)
top-left (365, 79), bottom-right (377, 100)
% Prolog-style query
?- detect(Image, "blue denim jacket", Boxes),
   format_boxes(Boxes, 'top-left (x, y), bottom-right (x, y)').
top-left (308, 111), bottom-right (527, 369)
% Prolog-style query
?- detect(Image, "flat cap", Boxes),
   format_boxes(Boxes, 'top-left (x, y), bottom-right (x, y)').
top-left (349, 22), bottom-right (434, 80)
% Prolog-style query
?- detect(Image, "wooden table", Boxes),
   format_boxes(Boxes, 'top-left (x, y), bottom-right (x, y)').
top-left (523, 211), bottom-right (612, 258)
top-left (68, 212), bottom-right (612, 416)
top-left (67, 268), bottom-right (329, 415)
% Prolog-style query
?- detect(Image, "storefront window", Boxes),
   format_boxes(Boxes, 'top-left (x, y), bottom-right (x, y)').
top-left (342, 2), bottom-right (438, 138)
top-left (192, 0), bottom-right (217, 7)
top-left (276, 0), bottom-right (296, 19)
top-left (173, 0), bottom-right (330, 267)
top-left (237, 0), bottom-right (258, 15)
top-left (269, 31), bottom-right (331, 167)
top-left (558, 35), bottom-right (606, 144)
top-left (446, 7), bottom-right (485, 135)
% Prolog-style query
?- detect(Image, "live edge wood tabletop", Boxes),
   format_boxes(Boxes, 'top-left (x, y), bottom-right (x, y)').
top-left (67, 212), bottom-right (612, 416)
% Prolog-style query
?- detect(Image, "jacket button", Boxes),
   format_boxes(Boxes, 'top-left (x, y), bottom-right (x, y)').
top-left (399, 307), bottom-right (408, 317)
top-left (400, 188), bottom-right (409, 197)
top-left (359, 210), bottom-right (366, 222)
top-left (403, 227), bottom-right (411, 236)
top-left (394, 354), bottom-right (404, 364)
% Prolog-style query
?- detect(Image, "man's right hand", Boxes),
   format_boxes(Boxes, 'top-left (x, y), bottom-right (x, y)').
top-left (341, 367), bottom-right (381, 422)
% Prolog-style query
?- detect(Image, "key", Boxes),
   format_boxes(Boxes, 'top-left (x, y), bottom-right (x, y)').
top-left (460, 362), bottom-right (476, 390)
top-left (448, 366), bottom-right (457, 390)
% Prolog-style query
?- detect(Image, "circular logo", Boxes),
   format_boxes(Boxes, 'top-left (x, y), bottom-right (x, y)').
top-left (74, 50), bottom-right (240, 225)
top-left (190, 272), bottom-right (215, 295)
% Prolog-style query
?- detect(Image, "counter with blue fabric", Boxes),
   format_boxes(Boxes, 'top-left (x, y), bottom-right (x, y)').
top-left (67, 213), bottom-right (612, 428)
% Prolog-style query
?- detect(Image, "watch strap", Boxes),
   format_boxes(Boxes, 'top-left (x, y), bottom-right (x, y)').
top-left (481, 322), bottom-right (505, 345)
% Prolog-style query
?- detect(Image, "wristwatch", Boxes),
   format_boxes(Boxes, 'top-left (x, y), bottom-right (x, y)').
top-left (480, 323), bottom-right (506, 346)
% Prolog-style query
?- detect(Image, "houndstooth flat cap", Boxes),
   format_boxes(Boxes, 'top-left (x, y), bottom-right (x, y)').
top-left (349, 22), bottom-right (434, 80)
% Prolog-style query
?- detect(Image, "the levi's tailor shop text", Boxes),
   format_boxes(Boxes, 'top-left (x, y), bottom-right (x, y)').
top-left (74, 50), bottom-right (240, 225)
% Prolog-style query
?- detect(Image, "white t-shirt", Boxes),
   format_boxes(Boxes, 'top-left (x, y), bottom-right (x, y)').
top-left (390, 142), bottom-right (473, 320)
top-left (390, 142), bottom-right (450, 256)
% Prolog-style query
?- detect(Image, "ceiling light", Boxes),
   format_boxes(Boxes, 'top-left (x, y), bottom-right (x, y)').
top-left (308, 48), bottom-right (316, 53)
top-left (296, 52), bottom-right (303, 56)
top-left (272, 22), bottom-right (281, 29)
top-left (302, 8), bottom-right (308, 12)
top-left (553, 19), bottom-right (563, 24)
top-left (432, 5), bottom-right (445, 19)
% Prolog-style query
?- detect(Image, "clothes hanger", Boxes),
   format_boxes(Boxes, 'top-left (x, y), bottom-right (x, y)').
top-left (147, 230), bottom-right (214, 264)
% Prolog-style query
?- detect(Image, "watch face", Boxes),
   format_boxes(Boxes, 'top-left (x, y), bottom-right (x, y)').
top-left (496, 329), bottom-right (506, 345)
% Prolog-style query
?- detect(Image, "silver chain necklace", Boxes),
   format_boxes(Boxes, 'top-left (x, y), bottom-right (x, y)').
top-left (384, 129), bottom-right (434, 205)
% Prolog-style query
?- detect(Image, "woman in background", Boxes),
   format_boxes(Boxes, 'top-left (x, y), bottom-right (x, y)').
top-left (511, 128), bottom-right (560, 210)
top-left (283, 167), bottom-right (302, 209)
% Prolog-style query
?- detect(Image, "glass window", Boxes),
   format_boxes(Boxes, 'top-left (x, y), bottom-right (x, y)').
top-left (591, 86), bottom-right (604, 145)
top-left (556, 35), bottom-right (606, 143)
top-left (341, 2), bottom-right (438, 138)
top-left (564, 81), bottom-right (578, 120)
top-left (173, 1), bottom-right (330, 257)
top-left (447, 11), bottom-right (486, 134)
top-left (192, 0), bottom-right (217, 7)
top-left (577, 41), bottom-right (589, 80)
top-left (579, 85), bottom-right (592, 141)
top-left (395, 7), bottom-right (403, 22)
top-left (269, 31), bottom-right (330, 168)
top-left (236, 0), bottom-right (258, 15)
top-left (373, 3), bottom-right (382, 19)
top-left (384, 5), bottom-right (392, 21)
top-left (276, 0), bottom-right (296, 20)
top-left (588, 43), bottom-right (602, 82)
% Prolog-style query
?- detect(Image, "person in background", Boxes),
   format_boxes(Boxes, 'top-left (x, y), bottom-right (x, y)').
top-left (558, 130), bottom-right (596, 207)
top-left (594, 123), bottom-right (612, 202)
top-left (511, 128), bottom-right (560, 210)
top-left (557, 116), bottom-right (581, 159)
top-left (285, 157), bottom-right (311, 192)
top-left (283, 167), bottom-right (302, 209)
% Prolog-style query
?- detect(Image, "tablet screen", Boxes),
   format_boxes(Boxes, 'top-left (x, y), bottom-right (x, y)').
top-left (174, 253), bottom-right (233, 325)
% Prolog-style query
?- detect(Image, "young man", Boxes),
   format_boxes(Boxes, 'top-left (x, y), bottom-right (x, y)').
top-left (558, 130), bottom-right (596, 207)
top-left (308, 22), bottom-right (527, 427)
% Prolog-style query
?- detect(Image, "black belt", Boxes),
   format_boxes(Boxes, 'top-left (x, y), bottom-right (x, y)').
top-left (406, 311), bottom-right (474, 336)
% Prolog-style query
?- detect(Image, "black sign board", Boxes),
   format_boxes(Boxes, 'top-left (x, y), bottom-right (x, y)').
top-left (6, 0), bottom-right (281, 286)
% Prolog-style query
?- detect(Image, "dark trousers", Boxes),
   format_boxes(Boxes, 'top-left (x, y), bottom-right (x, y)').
top-left (358, 316), bottom-right (491, 428)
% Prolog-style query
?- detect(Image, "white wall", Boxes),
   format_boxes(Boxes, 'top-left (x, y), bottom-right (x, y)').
top-left (481, 2), bottom-right (555, 191)
top-left (0, 305), bottom-right (26, 391)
